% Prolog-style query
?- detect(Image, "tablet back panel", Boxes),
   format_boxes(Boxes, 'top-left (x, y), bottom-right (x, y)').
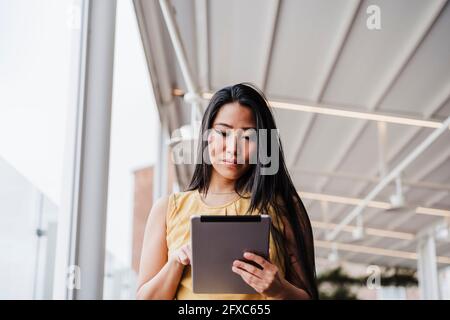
top-left (191, 215), bottom-right (271, 294)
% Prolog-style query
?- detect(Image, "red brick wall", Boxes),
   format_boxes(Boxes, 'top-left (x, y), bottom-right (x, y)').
top-left (132, 167), bottom-right (153, 273)
top-left (132, 153), bottom-right (176, 273)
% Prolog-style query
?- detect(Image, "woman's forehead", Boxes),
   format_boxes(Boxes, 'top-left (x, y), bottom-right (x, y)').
top-left (213, 102), bottom-right (256, 128)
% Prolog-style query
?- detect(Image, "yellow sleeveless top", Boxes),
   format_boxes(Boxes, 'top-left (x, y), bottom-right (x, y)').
top-left (165, 189), bottom-right (286, 300)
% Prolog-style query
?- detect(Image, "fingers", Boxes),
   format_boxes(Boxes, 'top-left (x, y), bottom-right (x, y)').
top-left (176, 244), bottom-right (192, 265)
top-left (181, 244), bottom-right (192, 264)
top-left (232, 252), bottom-right (280, 295)
top-left (178, 249), bottom-right (190, 265)
top-left (243, 252), bottom-right (271, 270)
top-left (232, 260), bottom-right (264, 278)
top-left (185, 244), bottom-right (192, 262)
top-left (232, 266), bottom-right (265, 293)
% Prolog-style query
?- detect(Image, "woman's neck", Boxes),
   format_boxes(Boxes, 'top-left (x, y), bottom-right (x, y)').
top-left (208, 170), bottom-right (236, 193)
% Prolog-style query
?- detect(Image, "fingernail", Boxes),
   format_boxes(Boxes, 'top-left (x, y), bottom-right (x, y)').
top-left (244, 252), bottom-right (251, 257)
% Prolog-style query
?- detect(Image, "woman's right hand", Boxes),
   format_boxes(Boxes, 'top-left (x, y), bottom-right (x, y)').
top-left (169, 243), bottom-right (192, 266)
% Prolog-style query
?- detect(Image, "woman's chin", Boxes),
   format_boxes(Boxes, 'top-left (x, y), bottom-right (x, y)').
top-left (215, 166), bottom-right (245, 181)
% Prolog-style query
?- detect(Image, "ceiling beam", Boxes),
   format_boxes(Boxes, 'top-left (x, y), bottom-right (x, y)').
top-left (159, 0), bottom-right (202, 122)
top-left (327, 116), bottom-right (450, 241)
top-left (288, 0), bottom-right (362, 168)
top-left (315, 240), bottom-right (450, 265)
top-left (133, 0), bottom-right (192, 188)
top-left (299, 190), bottom-right (450, 218)
top-left (360, 191), bottom-right (450, 266)
top-left (340, 185), bottom-right (448, 264)
top-left (194, 0), bottom-right (210, 92)
top-left (311, 0), bottom-right (448, 203)
top-left (293, 168), bottom-right (450, 192)
top-left (347, 146), bottom-right (450, 237)
top-left (177, 90), bottom-right (450, 130)
top-left (259, 0), bottom-right (281, 91)
top-left (342, 191), bottom-right (448, 263)
top-left (311, 220), bottom-right (414, 241)
top-left (317, 80), bottom-right (450, 239)
top-left (133, 0), bottom-right (175, 108)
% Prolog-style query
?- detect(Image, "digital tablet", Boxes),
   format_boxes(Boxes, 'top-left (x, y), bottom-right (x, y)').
top-left (190, 214), bottom-right (271, 294)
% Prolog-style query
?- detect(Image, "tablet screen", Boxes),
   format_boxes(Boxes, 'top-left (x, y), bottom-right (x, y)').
top-left (190, 214), bottom-right (271, 294)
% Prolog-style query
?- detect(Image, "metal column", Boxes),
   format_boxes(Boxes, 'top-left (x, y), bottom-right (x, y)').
top-left (417, 233), bottom-right (440, 299)
top-left (53, 0), bottom-right (117, 300)
top-left (153, 111), bottom-right (169, 201)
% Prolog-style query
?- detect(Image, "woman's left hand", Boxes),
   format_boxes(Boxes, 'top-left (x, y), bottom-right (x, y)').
top-left (232, 252), bottom-right (286, 299)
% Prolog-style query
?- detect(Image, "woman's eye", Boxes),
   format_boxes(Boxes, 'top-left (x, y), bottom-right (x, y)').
top-left (215, 129), bottom-right (227, 137)
top-left (242, 134), bottom-right (256, 141)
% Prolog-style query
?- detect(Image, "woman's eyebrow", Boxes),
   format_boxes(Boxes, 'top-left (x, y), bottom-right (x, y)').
top-left (214, 122), bottom-right (233, 128)
top-left (214, 123), bottom-right (256, 130)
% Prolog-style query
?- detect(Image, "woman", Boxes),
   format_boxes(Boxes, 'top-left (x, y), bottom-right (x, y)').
top-left (136, 83), bottom-right (318, 300)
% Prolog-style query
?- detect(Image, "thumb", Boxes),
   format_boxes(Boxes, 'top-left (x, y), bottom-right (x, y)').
top-left (187, 244), bottom-right (192, 262)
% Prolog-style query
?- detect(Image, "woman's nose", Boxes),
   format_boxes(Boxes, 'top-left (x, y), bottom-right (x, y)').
top-left (225, 133), bottom-right (238, 155)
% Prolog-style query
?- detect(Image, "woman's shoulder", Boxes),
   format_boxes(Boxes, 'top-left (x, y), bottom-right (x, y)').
top-left (170, 189), bottom-right (197, 202)
top-left (161, 189), bottom-right (200, 225)
top-left (164, 189), bottom-right (199, 212)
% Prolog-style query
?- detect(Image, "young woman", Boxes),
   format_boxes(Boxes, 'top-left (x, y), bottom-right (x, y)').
top-left (136, 83), bottom-right (318, 300)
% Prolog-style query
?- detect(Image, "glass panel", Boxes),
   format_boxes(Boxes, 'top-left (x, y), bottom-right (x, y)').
top-left (0, 0), bottom-right (83, 299)
top-left (103, 0), bottom-right (159, 299)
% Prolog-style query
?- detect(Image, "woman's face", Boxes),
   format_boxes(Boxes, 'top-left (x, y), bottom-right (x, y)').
top-left (207, 102), bottom-right (257, 181)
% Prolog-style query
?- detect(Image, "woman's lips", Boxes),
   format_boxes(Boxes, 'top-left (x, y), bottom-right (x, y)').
top-left (222, 159), bottom-right (237, 164)
top-left (219, 159), bottom-right (240, 168)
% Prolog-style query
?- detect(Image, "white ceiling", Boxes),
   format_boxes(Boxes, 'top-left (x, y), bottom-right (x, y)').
top-left (134, 0), bottom-right (450, 270)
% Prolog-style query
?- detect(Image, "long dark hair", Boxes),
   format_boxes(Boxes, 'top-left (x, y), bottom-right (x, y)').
top-left (187, 83), bottom-right (318, 299)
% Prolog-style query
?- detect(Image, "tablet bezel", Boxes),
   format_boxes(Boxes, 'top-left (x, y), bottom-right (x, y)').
top-left (190, 214), bottom-right (271, 294)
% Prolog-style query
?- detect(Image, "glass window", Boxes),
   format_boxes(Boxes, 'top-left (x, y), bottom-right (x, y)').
top-left (103, 0), bottom-right (159, 299)
top-left (0, 0), bottom-right (83, 299)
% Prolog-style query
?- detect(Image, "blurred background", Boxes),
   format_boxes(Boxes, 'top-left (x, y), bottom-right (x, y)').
top-left (0, 0), bottom-right (449, 300)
